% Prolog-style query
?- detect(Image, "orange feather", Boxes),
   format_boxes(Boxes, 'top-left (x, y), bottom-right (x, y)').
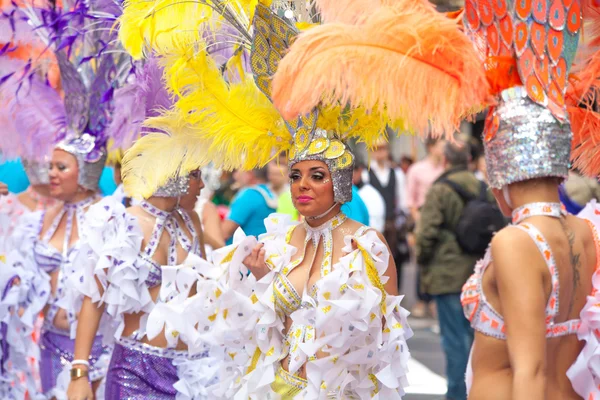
top-left (271, 5), bottom-right (490, 137)
top-left (569, 105), bottom-right (600, 177)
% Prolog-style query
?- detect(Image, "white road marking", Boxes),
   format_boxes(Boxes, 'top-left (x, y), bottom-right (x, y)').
top-left (405, 358), bottom-right (448, 395)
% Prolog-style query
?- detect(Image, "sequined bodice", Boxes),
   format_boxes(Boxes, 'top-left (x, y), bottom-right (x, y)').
top-left (461, 203), bottom-right (584, 339)
top-left (138, 201), bottom-right (202, 288)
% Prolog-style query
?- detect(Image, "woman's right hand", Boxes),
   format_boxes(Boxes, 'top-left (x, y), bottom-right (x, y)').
top-left (67, 376), bottom-right (93, 400)
top-left (243, 243), bottom-right (270, 280)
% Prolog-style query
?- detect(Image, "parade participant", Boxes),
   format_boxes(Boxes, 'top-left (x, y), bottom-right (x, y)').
top-left (0, 64), bottom-right (61, 237)
top-left (65, 61), bottom-right (215, 399)
top-left (66, 169), bottom-right (210, 400)
top-left (0, 0), bottom-right (134, 396)
top-left (115, 1), bottom-right (420, 396)
top-left (458, 1), bottom-right (600, 399)
top-left (271, 0), bottom-right (600, 398)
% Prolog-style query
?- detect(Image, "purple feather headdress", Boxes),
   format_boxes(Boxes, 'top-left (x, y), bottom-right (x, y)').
top-left (0, 59), bottom-right (66, 162)
top-left (0, 0), bottom-right (131, 190)
top-left (105, 56), bottom-right (174, 150)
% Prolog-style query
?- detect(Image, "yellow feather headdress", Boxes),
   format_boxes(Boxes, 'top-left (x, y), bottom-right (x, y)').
top-left (117, 0), bottom-right (405, 201)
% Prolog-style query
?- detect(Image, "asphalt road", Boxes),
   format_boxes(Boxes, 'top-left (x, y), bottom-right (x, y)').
top-left (404, 317), bottom-right (447, 400)
top-left (401, 261), bottom-right (449, 400)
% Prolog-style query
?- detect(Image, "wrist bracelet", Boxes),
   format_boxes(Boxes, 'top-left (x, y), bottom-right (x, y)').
top-left (70, 367), bottom-right (89, 380)
top-left (71, 359), bottom-right (90, 368)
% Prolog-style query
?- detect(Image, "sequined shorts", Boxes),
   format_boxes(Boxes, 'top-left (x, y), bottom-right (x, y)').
top-left (272, 365), bottom-right (307, 399)
top-left (105, 337), bottom-right (204, 399)
top-left (39, 326), bottom-right (108, 395)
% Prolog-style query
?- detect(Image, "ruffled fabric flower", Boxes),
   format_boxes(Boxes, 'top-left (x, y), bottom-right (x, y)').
top-left (173, 353), bottom-right (223, 400)
top-left (58, 197), bottom-right (152, 343)
top-left (567, 200), bottom-right (600, 398)
top-left (146, 253), bottom-right (223, 352)
top-left (0, 244), bottom-right (50, 399)
top-left (288, 229), bottom-right (412, 399)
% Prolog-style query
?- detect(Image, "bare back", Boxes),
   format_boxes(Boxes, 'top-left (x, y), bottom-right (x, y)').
top-left (469, 214), bottom-right (597, 400)
top-left (122, 205), bottom-right (204, 350)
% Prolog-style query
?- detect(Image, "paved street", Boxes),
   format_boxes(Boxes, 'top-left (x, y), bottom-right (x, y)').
top-left (402, 261), bottom-right (448, 400)
top-left (404, 318), bottom-right (447, 400)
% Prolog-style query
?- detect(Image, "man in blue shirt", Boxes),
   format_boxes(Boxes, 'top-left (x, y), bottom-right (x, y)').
top-left (341, 186), bottom-right (370, 226)
top-left (223, 167), bottom-right (277, 242)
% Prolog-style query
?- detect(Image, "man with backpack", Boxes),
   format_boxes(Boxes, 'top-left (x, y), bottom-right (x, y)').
top-left (416, 140), bottom-right (505, 400)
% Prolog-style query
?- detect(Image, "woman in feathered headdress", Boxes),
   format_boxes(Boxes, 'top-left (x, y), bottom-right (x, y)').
top-left (0, 0), bottom-right (136, 396)
top-left (64, 51), bottom-right (221, 398)
top-left (106, 0), bottom-right (492, 396)
top-left (0, 8), bottom-right (61, 245)
top-left (272, 0), bottom-right (600, 399)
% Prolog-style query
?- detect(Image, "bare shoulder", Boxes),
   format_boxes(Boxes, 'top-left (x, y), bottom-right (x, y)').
top-left (491, 225), bottom-right (538, 252)
top-left (491, 225), bottom-right (547, 274)
top-left (126, 204), bottom-right (146, 218)
top-left (344, 218), bottom-right (389, 248)
top-left (343, 218), bottom-right (363, 233)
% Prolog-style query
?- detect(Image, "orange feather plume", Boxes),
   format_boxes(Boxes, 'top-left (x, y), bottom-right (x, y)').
top-left (566, 2), bottom-right (600, 177)
top-left (569, 105), bottom-right (600, 177)
top-left (271, 4), bottom-right (490, 137)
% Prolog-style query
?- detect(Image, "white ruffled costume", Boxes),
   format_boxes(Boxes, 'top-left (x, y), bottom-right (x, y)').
top-left (566, 200), bottom-right (600, 399)
top-left (158, 213), bottom-right (413, 399)
top-left (60, 196), bottom-right (221, 399)
top-left (0, 211), bottom-right (50, 400)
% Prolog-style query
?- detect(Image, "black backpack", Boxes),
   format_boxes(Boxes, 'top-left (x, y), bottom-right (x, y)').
top-left (441, 179), bottom-right (507, 256)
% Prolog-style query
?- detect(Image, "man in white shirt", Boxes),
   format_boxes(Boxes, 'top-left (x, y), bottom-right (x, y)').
top-left (353, 163), bottom-right (385, 233)
top-left (361, 141), bottom-right (409, 290)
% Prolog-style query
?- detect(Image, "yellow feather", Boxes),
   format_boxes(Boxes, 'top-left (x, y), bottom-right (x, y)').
top-left (160, 39), bottom-right (291, 170)
top-left (119, 0), bottom-right (212, 59)
top-left (121, 111), bottom-right (209, 199)
top-left (317, 105), bottom-right (407, 149)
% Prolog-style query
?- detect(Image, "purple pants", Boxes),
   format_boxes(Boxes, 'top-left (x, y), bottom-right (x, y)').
top-left (39, 328), bottom-right (108, 395)
top-left (105, 338), bottom-right (185, 399)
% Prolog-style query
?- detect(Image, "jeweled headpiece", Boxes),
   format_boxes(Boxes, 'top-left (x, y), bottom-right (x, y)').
top-left (250, 5), bottom-right (360, 203)
top-left (484, 87), bottom-right (572, 188)
top-left (288, 126), bottom-right (354, 204)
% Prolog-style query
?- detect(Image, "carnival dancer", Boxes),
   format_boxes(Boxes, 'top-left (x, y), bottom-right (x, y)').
top-left (270, 0), bottom-right (600, 398)
top-left (457, 2), bottom-right (600, 399)
top-left (112, 0), bottom-right (433, 396)
top-left (0, 0), bottom-right (133, 396)
top-left (65, 59), bottom-right (217, 399)
top-left (0, 71), bottom-right (62, 400)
